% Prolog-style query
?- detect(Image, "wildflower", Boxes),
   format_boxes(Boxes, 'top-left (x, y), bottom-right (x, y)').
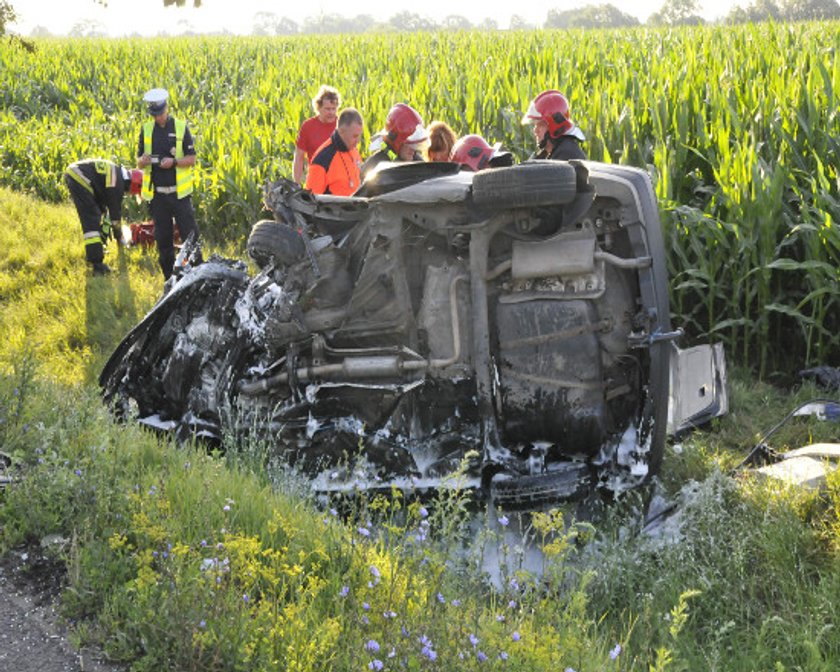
top-left (498, 515), bottom-right (509, 527)
top-left (361, 615), bottom-right (370, 625)
top-left (199, 620), bottom-right (206, 628)
top-left (339, 585), bottom-right (350, 597)
top-left (496, 614), bottom-right (505, 622)
top-left (330, 508), bottom-right (338, 516)
top-left (243, 594), bottom-right (250, 603)
top-left (388, 647), bottom-right (396, 658)
top-left (469, 634), bottom-right (479, 647)
top-left (368, 660), bottom-right (384, 671)
top-left (610, 644), bottom-right (622, 660)
top-left (152, 551), bottom-right (159, 558)
top-left (183, 461), bottom-right (191, 469)
top-left (74, 469), bottom-right (82, 477)
top-left (402, 626), bottom-right (410, 638)
top-left (216, 542), bottom-right (224, 550)
top-left (421, 646), bottom-right (437, 661)
top-left (358, 527), bottom-right (371, 538)
top-left (365, 640), bottom-right (381, 653)
top-left (477, 650), bottom-right (488, 662)
top-left (508, 600), bottom-right (517, 609)
top-left (419, 506), bottom-right (429, 518)
top-left (419, 635), bottom-right (431, 647)
top-left (383, 610), bottom-right (397, 619)
top-left (499, 651), bottom-right (509, 661)
top-left (362, 602), bottom-right (370, 611)
top-left (451, 599), bottom-right (461, 607)
top-left (565, 668), bottom-right (576, 672)
top-left (370, 565), bottom-right (381, 579)
top-left (437, 592), bottom-right (446, 604)
top-left (509, 577), bottom-right (519, 591)
top-left (223, 504), bottom-right (231, 512)
top-left (200, 539), bottom-right (207, 547)
top-left (512, 632), bottom-right (521, 642)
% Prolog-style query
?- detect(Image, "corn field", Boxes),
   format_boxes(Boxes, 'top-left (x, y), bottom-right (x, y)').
top-left (1, 24), bottom-right (838, 375)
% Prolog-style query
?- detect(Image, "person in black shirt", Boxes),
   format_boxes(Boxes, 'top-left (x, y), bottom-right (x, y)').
top-left (63, 159), bottom-right (142, 275)
top-left (522, 90), bottom-right (587, 161)
top-left (136, 88), bottom-right (198, 280)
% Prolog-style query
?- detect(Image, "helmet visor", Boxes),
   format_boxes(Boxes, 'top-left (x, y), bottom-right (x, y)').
top-left (521, 100), bottom-right (540, 125)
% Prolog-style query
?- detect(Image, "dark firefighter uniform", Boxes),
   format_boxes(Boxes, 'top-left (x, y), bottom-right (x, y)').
top-left (63, 159), bottom-right (129, 274)
top-left (138, 114), bottom-right (198, 279)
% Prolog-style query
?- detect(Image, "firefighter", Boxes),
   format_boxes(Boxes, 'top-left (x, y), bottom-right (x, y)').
top-left (137, 88), bottom-right (199, 280)
top-left (522, 90), bottom-right (587, 161)
top-left (450, 134), bottom-right (513, 171)
top-left (63, 159), bottom-right (142, 276)
top-left (360, 103), bottom-right (428, 181)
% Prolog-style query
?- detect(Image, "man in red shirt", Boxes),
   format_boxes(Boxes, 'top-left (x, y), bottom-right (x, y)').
top-left (305, 108), bottom-right (364, 197)
top-left (293, 85), bottom-right (341, 184)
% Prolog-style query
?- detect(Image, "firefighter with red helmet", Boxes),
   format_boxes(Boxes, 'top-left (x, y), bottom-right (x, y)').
top-left (522, 90), bottom-right (587, 161)
top-left (360, 103), bottom-right (428, 181)
top-left (450, 134), bottom-right (513, 172)
top-left (63, 159), bottom-right (143, 276)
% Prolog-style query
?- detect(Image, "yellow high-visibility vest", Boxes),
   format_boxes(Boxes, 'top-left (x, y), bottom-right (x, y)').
top-left (141, 118), bottom-right (194, 201)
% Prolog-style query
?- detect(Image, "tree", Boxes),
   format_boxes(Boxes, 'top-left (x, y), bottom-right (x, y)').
top-left (726, 0), bottom-right (781, 22)
top-left (648, 0), bottom-right (705, 24)
top-left (509, 14), bottom-right (534, 29)
top-left (442, 14), bottom-right (471, 30)
top-left (388, 11), bottom-right (437, 32)
top-left (0, 0), bottom-right (14, 35)
top-left (546, 3), bottom-right (639, 28)
top-left (477, 18), bottom-right (498, 31)
top-left (780, 0), bottom-right (840, 19)
top-left (69, 18), bottom-right (107, 37)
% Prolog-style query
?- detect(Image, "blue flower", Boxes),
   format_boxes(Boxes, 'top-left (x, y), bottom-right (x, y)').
top-left (419, 506), bottom-right (429, 518)
top-left (366, 639), bottom-right (381, 653)
top-left (74, 469), bottom-right (82, 477)
top-left (383, 610), bottom-right (397, 619)
top-left (330, 508), bottom-right (338, 516)
top-left (498, 515), bottom-right (509, 527)
top-left (512, 631), bottom-right (521, 642)
top-left (339, 585), bottom-right (350, 597)
top-left (199, 620), bottom-right (206, 628)
top-left (361, 615), bottom-right (370, 625)
top-left (437, 592), bottom-right (446, 603)
top-left (242, 594), bottom-right (250, 603)
top-left (499, 651), bottom-right (509, 661)
top-left (451, 599), bottom-right (461, 607)
top-left (362, 602), bottom-right (370, 611)
top-left (358, 527), bottom-right (371, 538)
top-left (509, 577), bottom-right (519, 590)
top-left (469, 634), bottom-right (479, 647)
top-left (477, 650), bottom-right (488, 662)
top-left (565, 668), bottom-right (576, 672)
top-left (610, 643), bottom-right (622, 660)
top-left (368, 660), bottom-right (384, 671)
top-left (421, 646), bottom-right (437, 661)
top-left (496, 614), bottom-right (505, 622)
top-left (402, 625), bottom-right (410, 637)
top-left (508, 600), bottom-right (517, 609)
top-left (200, 539), bottom-right (207, 547)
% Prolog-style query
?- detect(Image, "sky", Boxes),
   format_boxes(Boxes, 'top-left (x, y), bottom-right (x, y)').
top-left (12, 0), bottom-right (737, 36)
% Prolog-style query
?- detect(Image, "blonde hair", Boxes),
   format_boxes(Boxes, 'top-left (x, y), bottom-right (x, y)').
top-left (426, 121), bottom-right (457, 160)
top-left (312, 85), bottom-right (341, 113)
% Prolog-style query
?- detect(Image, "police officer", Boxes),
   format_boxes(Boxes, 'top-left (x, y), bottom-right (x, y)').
top-left (136, 88), bottom-right (199, 280)
top-left (64, 159), bottom-right (142, 276)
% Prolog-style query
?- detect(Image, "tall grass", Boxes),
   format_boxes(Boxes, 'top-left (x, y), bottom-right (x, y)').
top-left (1, 25), bottom-right (839, 372)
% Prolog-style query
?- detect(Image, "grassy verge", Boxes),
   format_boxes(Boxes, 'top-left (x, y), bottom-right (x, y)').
top-left (1, 188), bottom-right (840, 670)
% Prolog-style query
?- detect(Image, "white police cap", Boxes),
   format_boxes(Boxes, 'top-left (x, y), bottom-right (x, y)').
top-left (143, 88), bottom-right (169, 115)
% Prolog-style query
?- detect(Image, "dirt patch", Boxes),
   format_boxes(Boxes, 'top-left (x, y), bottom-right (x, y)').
top-left (0, 546), bottom-right (124, 672)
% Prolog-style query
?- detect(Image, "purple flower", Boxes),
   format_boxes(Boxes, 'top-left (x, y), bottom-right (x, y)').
top-left (509, 577), bottom-right (519, 590)
top-left (199, 620), bottom-right (206, 628)
top-left (508, 600), bottom-right (517, 609)
top-left (370, 565), bottom-right (381, 578)
top-left (451, 599), bottom-right (461, 607)
top-left (496, 614), bottom-right (505, 622)
top-left (365, 639), bottom-right (381, 653)
top-left (216, 542), bottom-right (224, 550)
top-left (498, 515), bottom-right (509, 527)
top-left (610, 644), bottom-right (622, 660)
top-left (223, 504), bottom-right (231, 512)
top-left (437, 592), bottom-right (446, 603)
top-left (469, 634), bottom-right (479, 647)
top-left (419, 506), bottom-right (429, 518)
top-left (368, 660), bottom-right (384, 671)
top-left (499, 651), bottom-right (509, 661)
top-left (362, 602), bottom-right (370, 611)
top-left (74, 469), bottom-right (82, 477)
top-left (358, 527), bottom-right (371, 538)
top-left (361, 615), bottom-right (370, 625)
top-left (421, 646), bottom-right (437, 661)
top-left (200, 539), bottom-right (207, 547)
top-left (339, 585), bottom-right (350, 597)
top-left (419, 635), bottom-right (431, 647)
top-left (402, 626), bottom-right (410, 637)
top-left (512, 632), bottom-right (521, 642)
top-left (330, 508), bottom-right (338, 516)
top-left (383, 610), bottom-right (397, 619)
top-left (477, 650), bottom-right (488, 662)
top-left (243, 594), bottom-right (250, 603)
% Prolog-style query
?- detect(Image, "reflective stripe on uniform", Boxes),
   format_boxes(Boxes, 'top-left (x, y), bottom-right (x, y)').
top-left (141, 121), bottom-right (154, 201)
top-left (84, 231), bottom-right (102, 246)
top-left (65, 166), bottom-right (94, 194)
top-left (174, 118), bottom-right (193, 199)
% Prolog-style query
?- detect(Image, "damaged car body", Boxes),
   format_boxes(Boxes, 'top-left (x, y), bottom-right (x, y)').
top-left (100, 160), bottom-right (727, 507)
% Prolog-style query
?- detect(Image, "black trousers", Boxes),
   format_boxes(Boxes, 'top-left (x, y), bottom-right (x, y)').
top-left (64, 175), bottom-right (104, 264)
top-left (150, 192), bottom-right (199, 279)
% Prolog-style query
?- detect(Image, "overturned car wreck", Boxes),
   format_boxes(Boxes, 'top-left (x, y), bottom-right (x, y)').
top-left (100, 160), bottom-right (727, 506)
